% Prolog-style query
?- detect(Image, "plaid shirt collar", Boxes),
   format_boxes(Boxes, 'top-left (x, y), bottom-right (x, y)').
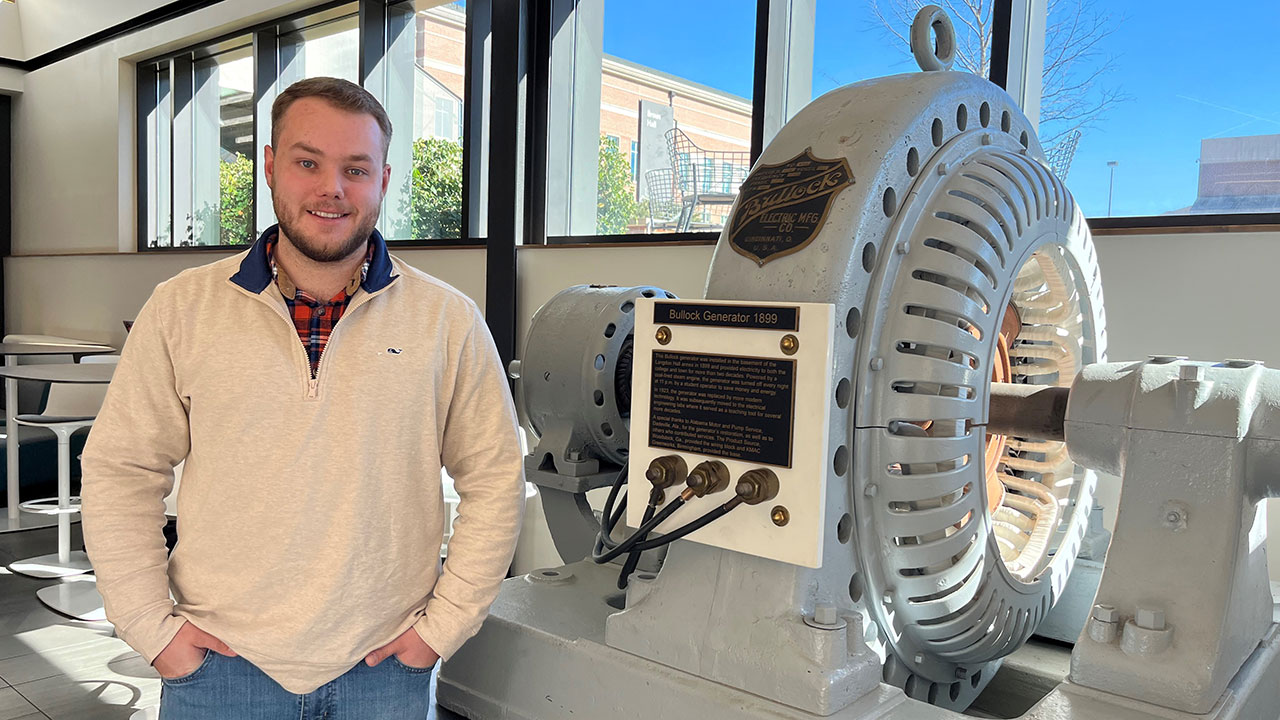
top-left (262, 231), bottom-right (373, 305)
top-left (230, 224), bottom-right (397, 296)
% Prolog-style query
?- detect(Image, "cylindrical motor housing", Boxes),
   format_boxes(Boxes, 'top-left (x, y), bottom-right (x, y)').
top-left (517, 284), bottom-right (675, 470)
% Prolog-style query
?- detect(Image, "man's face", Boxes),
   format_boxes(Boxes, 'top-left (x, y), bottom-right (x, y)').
top-left (264, 97), bottom-right (391, 263)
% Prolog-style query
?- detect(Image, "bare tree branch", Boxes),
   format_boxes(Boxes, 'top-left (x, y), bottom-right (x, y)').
top-left (868, 0), bottom-right (1127, 160)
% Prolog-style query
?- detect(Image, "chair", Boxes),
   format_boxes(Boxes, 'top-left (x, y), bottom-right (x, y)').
top-left (643, 168), bottom-right (683, 232)
top-left (1045, 129), bottom-right (1082, 180)
top-left (10, 354), bottom-right (118, 578)
top-left (664, 127), bottom-right (750, 231)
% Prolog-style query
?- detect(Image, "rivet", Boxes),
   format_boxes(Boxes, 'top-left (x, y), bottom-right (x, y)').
top-left (771, 506), bottom-right (790, 526)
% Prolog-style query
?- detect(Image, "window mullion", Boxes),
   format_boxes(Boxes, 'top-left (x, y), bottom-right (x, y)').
top-left (544, 0), bottom-right (602, 236)
top-left (376, 1), bottom-right (416, 240)
top-left (171, 55), bottom-right (197, 247)
top-left (254, 27), bottom-right (281, 236)
top-left (997, 0), bottom-right (1046, 125)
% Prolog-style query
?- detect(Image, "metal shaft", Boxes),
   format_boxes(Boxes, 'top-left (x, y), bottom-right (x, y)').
top-left (986, 382), bottom-right (1070, 442)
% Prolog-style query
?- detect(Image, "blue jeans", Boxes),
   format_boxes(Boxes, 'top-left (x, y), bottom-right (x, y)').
top-left (159, 650), bottom-right (434, 719)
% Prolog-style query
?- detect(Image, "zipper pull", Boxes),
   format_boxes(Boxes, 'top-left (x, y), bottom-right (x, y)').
top-left (307, 378), bottom-right (318, 399)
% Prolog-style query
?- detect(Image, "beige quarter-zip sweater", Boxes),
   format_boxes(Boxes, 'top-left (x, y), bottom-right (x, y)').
top-left (80, 232), bottom-right (525, 693)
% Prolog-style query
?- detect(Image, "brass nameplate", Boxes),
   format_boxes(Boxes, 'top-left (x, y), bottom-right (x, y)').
top-left (728, 148), bottom-right (854, 267)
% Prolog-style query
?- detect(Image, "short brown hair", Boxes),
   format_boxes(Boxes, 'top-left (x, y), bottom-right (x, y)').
top-left (271, 77), bottom-right (393, 160)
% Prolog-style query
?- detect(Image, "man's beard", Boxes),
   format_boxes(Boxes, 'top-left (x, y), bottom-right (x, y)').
top-left (275, 202), bottom-right (378, 263)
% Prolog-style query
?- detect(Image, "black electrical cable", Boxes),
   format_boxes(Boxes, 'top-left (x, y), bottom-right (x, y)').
top-left (626, 503), bottom-right (736, 553)
top-left (616, 500), bottom-right (658, 589)
top-left (593, 465), bottom-right (629, 552)
top-left (595, 494), bottom-right (628, 551)
top-left (592, 497), bottom-right (686, 564)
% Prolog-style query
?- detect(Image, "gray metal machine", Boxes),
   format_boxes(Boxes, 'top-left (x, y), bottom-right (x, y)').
top-left (438, 8), bottom-right (1280, 719)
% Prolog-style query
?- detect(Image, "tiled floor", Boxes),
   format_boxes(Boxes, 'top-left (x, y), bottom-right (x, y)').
top-left (0, 522), bottom-right (155, 720)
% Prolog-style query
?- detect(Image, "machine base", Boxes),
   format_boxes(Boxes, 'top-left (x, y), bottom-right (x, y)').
top-left (1026, 625), bottom-right (1280, 720)
top-left (437, 560), bottom-right (955, 720)
top-left (438, 563), bottom-right (1280, 720)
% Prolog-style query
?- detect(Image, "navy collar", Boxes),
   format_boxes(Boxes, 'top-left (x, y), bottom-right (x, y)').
top-left (230, 225), bottom-right (397, 295)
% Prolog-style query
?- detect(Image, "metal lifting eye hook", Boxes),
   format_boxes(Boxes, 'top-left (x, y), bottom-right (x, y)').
top-left (911, 4), bottom-right (957, 72)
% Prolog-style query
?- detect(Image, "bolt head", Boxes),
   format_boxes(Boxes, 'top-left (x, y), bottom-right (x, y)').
top-left (771, 506), bottom-right (790, 527)
top-left (896, 240), bottom-right (910, 255)
top-left (1135, 607), bottom-right (1166, 631)
top-left (1179, 364), bottom-right (1205, 381)
top-left (870, 357), bottom-right (884, 371)
top-left (1092, 604), bottom-right (1119, 623)
top-left (814, 603), bottom-right (838, 626)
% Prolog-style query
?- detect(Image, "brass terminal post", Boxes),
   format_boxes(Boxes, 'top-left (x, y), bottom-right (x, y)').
top-left (680, 461), bottom-right (731, 500)
top-left (645, 455), bottom-right (688, 490)
top-left (735, 468), bottom-right (781, 505)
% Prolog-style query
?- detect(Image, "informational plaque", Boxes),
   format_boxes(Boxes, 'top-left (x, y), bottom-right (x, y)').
top-left (648, 351), bottom-right (795, 468)
top-left (629, 298), bottom-right (836, 568)
top-left (653, 301), bottom-right (799, 332)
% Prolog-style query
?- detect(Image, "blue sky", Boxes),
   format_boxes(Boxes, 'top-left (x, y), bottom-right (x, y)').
top-left (603, 0), bottom-right (1280, 218)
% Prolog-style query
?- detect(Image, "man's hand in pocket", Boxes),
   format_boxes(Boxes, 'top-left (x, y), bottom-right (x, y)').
top-left (153, 621), bottom-right (237, 679)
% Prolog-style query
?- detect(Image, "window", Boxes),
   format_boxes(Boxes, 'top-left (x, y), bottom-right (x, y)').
top-left (777, 0), bottom-right (994, 138)
top-left (541, 0), bottom-right (757, 239)
top-left (140, 64), bottom-right (173, 247)
top-left (278, 10), bottom-right (359, 90)
top-left (1035, 0), bottom-right (1280, 223)
top-left (193, 43), bottom-right (254, 246)
top-left (378, 0), bottom-right (469, 242)
top-left (139, 0), bottom-right (475, 250)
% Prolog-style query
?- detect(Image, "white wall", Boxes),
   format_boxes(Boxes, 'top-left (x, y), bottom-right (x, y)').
top-left (14, 0), bottom-right (171, 60)
top-left (516, 243), bottom-right (715, 349)
top-left (0, 2), bottom-right (24, 60)
top-left (5, 248), bottom-right (486, 350)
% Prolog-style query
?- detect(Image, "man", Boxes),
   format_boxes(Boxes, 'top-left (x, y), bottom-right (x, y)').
top-left (81, 77), bottom-right (525, 719)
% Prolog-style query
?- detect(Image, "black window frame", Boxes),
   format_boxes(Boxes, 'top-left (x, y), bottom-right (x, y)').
top-left (523, 0), bottom-right (1024, 247)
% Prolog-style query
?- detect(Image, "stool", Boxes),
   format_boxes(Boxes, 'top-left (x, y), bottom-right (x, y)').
top-left (8, 415), bottom-right (95, 578)
top-left (8, 355), bottom-right (116, 579)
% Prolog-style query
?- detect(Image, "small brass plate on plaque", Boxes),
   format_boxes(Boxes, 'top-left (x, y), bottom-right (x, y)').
top-left (728, 148), bottom-right (854, 267)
